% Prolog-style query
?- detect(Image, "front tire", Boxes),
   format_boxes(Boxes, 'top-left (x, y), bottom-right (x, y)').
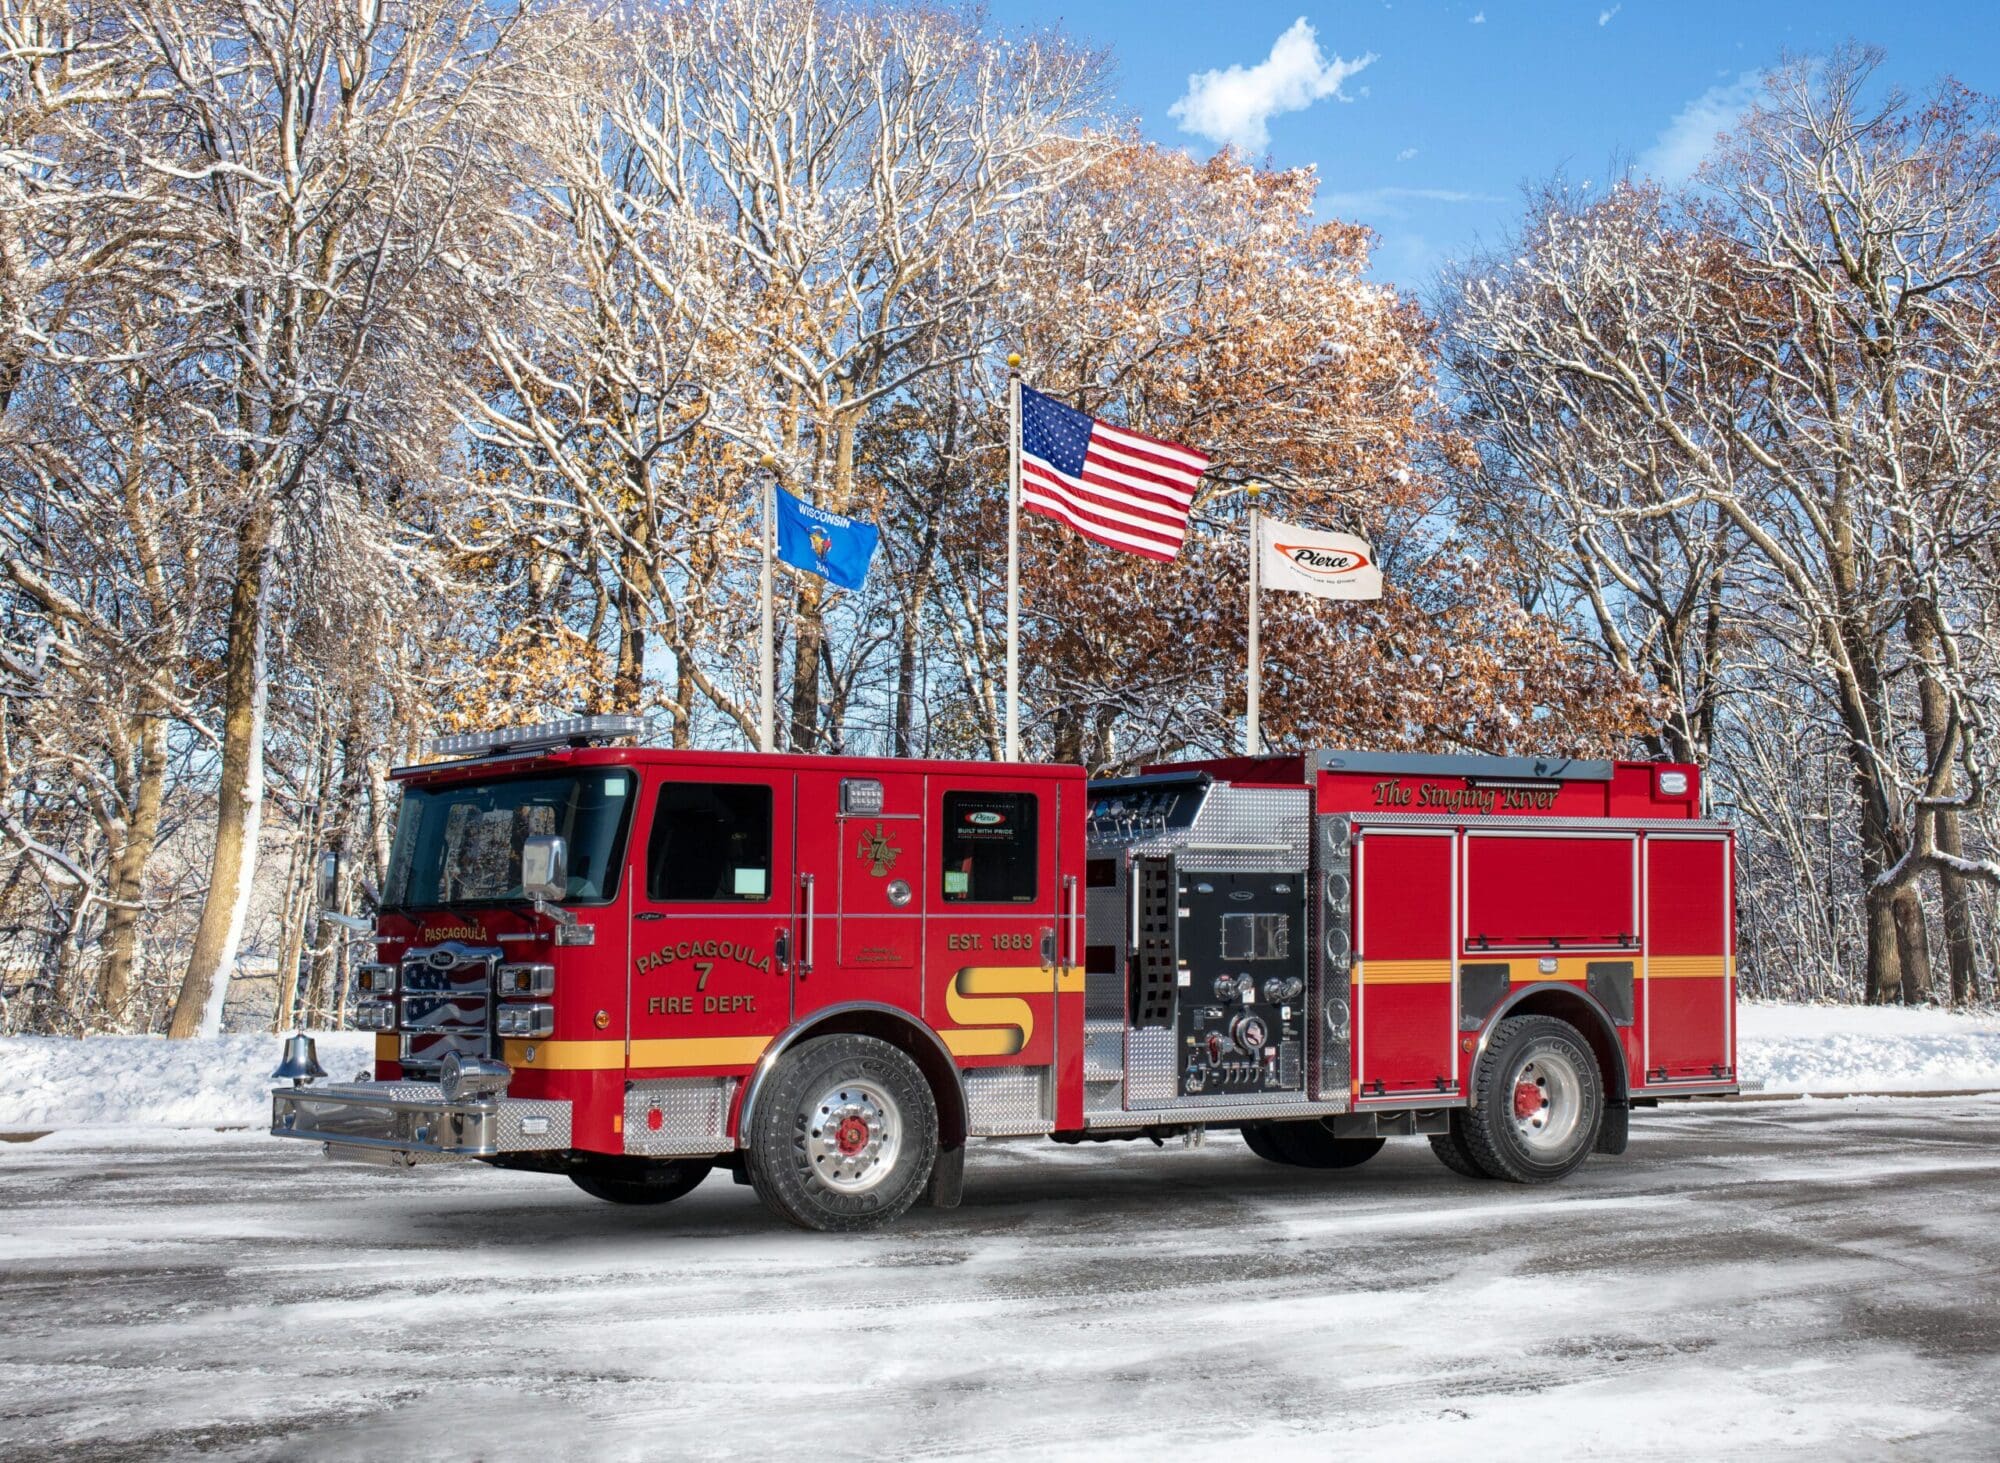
top-left (745, 1035), bottom-right (938, 1232)
top-left (569, 1156), bottom-right (710, 1206)
top-left (1463, 1015), bottom-right (1603, 1184)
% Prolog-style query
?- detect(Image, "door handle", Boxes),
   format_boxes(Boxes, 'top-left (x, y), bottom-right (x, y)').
top-left (773, 929), bottom-right (790, 971)
top-left (797, 873), bottom-right (815, 977)
top-left (1061, 874), bottom-right (1078, 970)
top-left (1039, 927), bottom-right (1056, 971)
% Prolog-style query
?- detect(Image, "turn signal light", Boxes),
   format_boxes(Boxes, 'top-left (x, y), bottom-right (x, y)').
top-left (355, 963), bottom-right (398, 995)
top-left (499, 963), bottom-right (555, 997)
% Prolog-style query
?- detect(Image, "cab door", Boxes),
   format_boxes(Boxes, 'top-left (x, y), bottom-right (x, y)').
top-left (793, 768), bottom-right (926, 1020)
top-left (627, 769), bottom-right (794, 1075)
top-left (923, 774), bottom-right (1059, 1068)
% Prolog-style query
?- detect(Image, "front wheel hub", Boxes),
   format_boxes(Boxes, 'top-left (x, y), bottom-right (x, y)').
top-left (805, 1080), bottom-right (903, 1195)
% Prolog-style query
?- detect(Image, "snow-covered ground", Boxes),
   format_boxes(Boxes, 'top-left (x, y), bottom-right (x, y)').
top-left (0, 1031), bottom-right (372, 1129)
top-left (1, 1004), bottom-right (1996, 1131)
top-left (1737, 1000), bottom-right (2000, 1094)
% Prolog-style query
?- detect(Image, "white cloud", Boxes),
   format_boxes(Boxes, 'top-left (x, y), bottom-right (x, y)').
top-left (1168, 18), bottom-right (1376, 152)
top-left (1396, 146), bottom-right (1419, 161)
top-left (1320, 185), bottom-right (1506, 221)
top-left (1640, 71), bottom-right (1764, 184)
top-left (1470, 10), bottom-right (1485, 22)
top-left (1598, 4), bottom-right (1621, 23)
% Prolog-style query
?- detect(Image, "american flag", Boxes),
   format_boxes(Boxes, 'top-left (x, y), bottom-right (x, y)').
top-left (1018, 385), bottom-right (1209, 561)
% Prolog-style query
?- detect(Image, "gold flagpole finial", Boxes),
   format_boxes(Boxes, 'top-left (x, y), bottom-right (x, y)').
top-left (1006, 352), bottom-right (1022, 370)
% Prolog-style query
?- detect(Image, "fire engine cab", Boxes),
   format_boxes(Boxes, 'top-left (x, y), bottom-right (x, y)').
top-left (272, 717), bottom-right (1738, 1231)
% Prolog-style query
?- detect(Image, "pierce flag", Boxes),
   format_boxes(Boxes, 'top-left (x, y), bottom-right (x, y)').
top-left (774, 485), bottom-right (879, 591)
top-left (1258, 517), bottom-right (1382, 600)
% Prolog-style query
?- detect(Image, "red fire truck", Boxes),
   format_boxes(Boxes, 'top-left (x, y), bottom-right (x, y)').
top-left (272, 716), bottom-right (1738, 1231)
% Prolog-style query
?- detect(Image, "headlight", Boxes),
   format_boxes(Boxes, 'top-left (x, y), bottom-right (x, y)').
top-left (498, 963), bottom-right (555, 997)
top-left (497, 1004), bottom-right (555, 1038)
top-left (350, 1001), bottom-right (396, 1032)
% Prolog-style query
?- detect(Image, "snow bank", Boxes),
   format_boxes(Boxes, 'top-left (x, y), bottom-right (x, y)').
top-left (1738, 1000), bottom-right (2000, 1094)
top-left (0, 1032), bottom-right (373, 1130)
top-left (2, 1003), bottom-right (1997, 1130)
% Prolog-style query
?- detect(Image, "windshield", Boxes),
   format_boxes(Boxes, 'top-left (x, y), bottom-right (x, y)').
top-left (383, 770), bottom-right (635, 909)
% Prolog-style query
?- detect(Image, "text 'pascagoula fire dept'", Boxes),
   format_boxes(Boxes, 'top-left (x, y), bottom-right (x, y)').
top-left (270, 717), bottom-right (1739, 1231)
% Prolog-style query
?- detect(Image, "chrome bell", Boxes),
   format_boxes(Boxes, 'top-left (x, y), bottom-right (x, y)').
top-left (272, 1032), bottom-right (328, 1085)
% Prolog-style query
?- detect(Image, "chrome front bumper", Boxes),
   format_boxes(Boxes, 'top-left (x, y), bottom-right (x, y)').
top-left (270, 1081), bottom-right (571, 1167)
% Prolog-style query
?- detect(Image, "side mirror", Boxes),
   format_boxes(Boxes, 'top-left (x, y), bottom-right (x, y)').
top-left (521, 834), bottom-right (568, 902)
top-left (316, 850), bottom-right (340, 908)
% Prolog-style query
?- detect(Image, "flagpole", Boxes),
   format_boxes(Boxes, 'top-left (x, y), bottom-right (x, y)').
top-left (1004, 353), bottom-right (1023, 762)
top-left (757, 453), bottom-right (776, 753)
top-left (1245, 480), bottom-right (1263, 757)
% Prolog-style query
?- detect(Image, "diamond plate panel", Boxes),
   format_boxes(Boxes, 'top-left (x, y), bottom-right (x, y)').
top-left (1083, 1021), bottom-right (1125, 1081)
top-left (1124, 1025), bottom-right (1178, 1106)
top-left (965, 1065), bottom-right (1052, 1135)
top-left (624, 1078), bottom-right (738, 1156)
top-left (1083, 1095), bottom-right (1361, 1130)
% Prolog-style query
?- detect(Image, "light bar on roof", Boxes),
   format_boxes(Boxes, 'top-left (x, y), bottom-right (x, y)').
top-left (427, 714), bottom-right (645, 760)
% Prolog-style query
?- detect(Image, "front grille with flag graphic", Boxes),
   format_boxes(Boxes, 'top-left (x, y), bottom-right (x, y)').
top-left (397, 943), bottom-right (499, 1073)
top-left (1018, 385), bottom-right (1208, 561)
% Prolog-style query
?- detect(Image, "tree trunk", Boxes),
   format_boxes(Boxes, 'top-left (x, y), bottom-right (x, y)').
top-left (1906, 608), bottom-right (1978, 1005)
top-left (1892, 887), bottom-right (1932, 1005)
top-left (168, 504), bottom-right (275, 1038)
top-left (613, 510), bottom-right (650, 711)
top-left (96, 707), bottom-right (168, 1027)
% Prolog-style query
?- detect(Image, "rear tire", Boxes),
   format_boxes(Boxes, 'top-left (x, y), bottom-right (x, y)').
top-left (1463, 1015), bottom-right (1603, 1184)
top-left (745, 1034), bottom-right (938, 1232)
top-left (1238, 1123), bottom-right (1292, 1164)
top-left (1265, 1121), bottom-right (1386, 1170)
top-left (1428, 1116), bottom-right (1491, 1180)
top-left (569, 1156), bottom-right (710, 1206)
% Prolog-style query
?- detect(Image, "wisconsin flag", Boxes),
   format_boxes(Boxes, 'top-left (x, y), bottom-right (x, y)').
top-left (775, 485), bottom-right (879, 591)
top-left (1259, 517), bottom-right (1382, 600)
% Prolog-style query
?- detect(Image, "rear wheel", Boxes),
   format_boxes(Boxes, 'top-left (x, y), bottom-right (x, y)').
top-left (1463, 1015), bottom-right (1603, 1184)
top-left (1265, 1121), bottom-right (1385, 1170)
top-left (569, 1156), bottom-right (710, 1206)
top-left (1428, 1116), bottom-right (1491, 1180)
top-left (745, 1034), bottom-right (938, 1232)
top-left (1238, 1123), bottom-right (1293, 1164)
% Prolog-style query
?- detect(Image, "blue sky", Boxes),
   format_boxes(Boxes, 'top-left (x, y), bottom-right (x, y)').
top-left (998, 0), bottom-right (2000, 293)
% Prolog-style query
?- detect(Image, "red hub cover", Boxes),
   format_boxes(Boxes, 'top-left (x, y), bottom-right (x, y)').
top-left (1513, 1079), bottom-right (1545, 1119)
top-left (835, 1115), bottom-right (871, 1156)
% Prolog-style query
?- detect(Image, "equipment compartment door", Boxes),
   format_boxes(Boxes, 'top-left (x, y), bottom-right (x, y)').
top-left (1643, 835), bottom-right (1734, 1081)
top-left (628, 770), bottom-right (794, 1075)
top-left (1353, 829), bottom-right (1458, 1099)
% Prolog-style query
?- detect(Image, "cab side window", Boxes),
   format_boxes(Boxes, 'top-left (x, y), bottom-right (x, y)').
top-left (940, 791), bottom-right (1038, 903)
top-left (647, 784), bottom-right (772, 902)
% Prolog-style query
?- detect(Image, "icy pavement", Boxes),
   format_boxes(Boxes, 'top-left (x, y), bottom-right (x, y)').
top-left (2, 1099), bottom-right (1996, 1460)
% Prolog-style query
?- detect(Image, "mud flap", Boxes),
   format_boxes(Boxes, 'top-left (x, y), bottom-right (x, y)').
top-left (1594, 1102), bottom-right (1630, 1156)
top-left (924, 1143), bottom-right (965, 1208)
